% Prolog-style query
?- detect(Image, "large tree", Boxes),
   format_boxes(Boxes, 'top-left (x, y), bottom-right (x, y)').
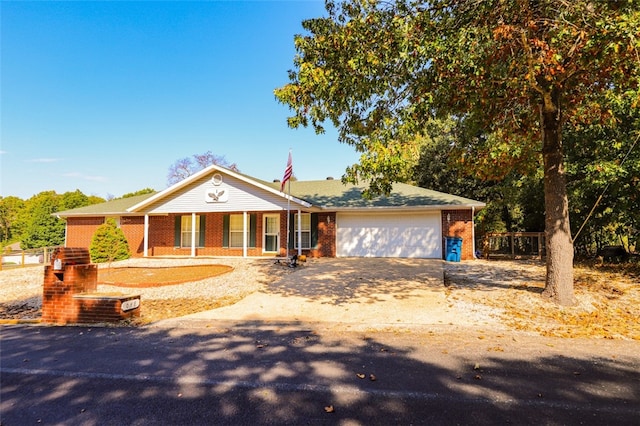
top-left (0, 196), bottom-right (26, 245)
top-left (275, 0), bottom-right (640, 305)
top-left (167, 151), bottom-right (240, 186)
top-left (20, 191), bottom-right (66, 249)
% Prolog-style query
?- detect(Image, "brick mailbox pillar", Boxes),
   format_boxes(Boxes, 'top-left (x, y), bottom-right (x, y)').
top-left (42, 247), bottom-right (140, 324)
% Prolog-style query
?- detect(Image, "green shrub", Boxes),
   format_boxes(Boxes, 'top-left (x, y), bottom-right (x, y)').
top-left (90, 218), bottom-right (131, 263)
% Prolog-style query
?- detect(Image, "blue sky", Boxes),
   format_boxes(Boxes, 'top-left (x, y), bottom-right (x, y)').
top-left (1, 0), bottom-right (359, 200)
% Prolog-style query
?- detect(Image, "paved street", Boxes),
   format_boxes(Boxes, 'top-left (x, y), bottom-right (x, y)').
top-left (2, 323), bottom-right (639, 425)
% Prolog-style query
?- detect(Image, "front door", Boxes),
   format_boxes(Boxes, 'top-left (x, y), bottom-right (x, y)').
top-left (263, 214), bottom-right (280, 253)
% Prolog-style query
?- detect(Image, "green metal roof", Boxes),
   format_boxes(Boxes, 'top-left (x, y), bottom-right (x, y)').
top-left (270, 179), bottom-right (485, 209)
top-left (55, 192), bottom-right (157, 217)
top-left (56, 174), bottom-right (484, 218)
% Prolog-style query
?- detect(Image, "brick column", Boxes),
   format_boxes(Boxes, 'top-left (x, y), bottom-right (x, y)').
top-left (41, 264), bottom-right (98, 324)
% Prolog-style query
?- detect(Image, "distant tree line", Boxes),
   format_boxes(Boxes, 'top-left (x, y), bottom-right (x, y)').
top-left (0, 188), bottom-right (154, 251)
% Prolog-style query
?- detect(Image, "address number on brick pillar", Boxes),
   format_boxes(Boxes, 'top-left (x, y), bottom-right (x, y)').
top-left (121, 299), bottom-right (140, 312)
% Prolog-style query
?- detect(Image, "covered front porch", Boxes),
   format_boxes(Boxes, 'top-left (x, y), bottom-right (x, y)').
top-left (138, 210), bottom-right (334, 259)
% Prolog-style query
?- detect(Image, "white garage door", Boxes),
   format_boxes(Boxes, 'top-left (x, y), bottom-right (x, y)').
top-left (336, 212), bottom-right (442, 258)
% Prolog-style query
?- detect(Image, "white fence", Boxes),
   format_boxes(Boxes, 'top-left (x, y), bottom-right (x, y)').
top-left (0, 246), bottom-right (62, 270)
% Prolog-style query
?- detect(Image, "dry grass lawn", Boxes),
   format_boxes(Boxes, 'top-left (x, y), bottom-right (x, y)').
top-left (444, 260), bottom-right (640, 340)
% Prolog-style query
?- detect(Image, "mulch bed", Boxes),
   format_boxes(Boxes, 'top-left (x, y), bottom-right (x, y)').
top-left (98, 265), bottom-right (233, 288)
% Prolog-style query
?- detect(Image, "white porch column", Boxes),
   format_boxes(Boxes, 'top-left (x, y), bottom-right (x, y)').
top-left (297, 209), bottom-right (302, 256)
top-left (143, 214), bottom-right (149, 257)
top-left (243, 211), bottom-right (248, 258)
top-left (471, 206), bottom-right (476, 259)
top-left (191, 212), bottom-right (196, 257)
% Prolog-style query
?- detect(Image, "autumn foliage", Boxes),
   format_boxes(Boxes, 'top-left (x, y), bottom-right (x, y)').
top-left (275, 0), bottom-right (640, 305)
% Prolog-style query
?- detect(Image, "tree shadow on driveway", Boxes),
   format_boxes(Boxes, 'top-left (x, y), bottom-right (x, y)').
top-left (266, 258), bottom-right (444, 306)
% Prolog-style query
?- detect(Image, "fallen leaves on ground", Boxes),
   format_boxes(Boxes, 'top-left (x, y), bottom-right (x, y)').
top-left (445, 260), bottom-right (640, 340)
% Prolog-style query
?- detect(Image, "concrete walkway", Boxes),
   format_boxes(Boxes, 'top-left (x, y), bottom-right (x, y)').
top-left (156, 258), bottom-right (478, 330)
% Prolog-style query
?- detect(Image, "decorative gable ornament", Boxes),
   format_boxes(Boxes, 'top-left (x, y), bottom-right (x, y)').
top-left (211, 174), bottom-right (223, 186)
top-left (205, 175), bottom-right (228, 203)
top-left (205, 188), bottom-right (228, 203)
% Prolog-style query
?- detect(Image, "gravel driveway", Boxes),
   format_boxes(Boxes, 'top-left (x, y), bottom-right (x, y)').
top-left (154, 258), bottom-right (496, 331)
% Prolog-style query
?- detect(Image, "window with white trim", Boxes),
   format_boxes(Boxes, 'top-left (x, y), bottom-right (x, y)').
top-left (180, 215), bottom-right (201, 248)
top-left (229, 214), bottom-right (248, 248)
top-left (294, 213), bottom-right (311, 249)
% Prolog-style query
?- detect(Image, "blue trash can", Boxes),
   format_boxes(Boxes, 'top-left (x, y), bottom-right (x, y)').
top-left (445, 236), bottom-right (463, 262)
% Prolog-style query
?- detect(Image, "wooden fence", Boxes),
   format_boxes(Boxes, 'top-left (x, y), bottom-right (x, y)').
top-left (482, 232), bottom-right (545, 260)
top-left (0, 246), bottom-right (62, 271)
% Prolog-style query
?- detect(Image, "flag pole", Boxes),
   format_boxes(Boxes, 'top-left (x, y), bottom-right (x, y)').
top-left (282, 149), bottom-right (292, 260)
top-left (286, 178), bottom-right (291, 260)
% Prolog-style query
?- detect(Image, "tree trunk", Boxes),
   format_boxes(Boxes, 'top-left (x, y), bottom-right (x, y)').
top-left (540, 90), bottom-right (575, 306)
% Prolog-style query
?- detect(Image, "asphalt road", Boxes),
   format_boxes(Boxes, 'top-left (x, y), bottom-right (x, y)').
top-left (1, 323), bottom-right (639, 425)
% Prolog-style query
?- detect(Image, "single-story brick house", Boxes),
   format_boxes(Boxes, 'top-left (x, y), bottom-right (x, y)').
top-left (55, 165), bottom-right (485, 260)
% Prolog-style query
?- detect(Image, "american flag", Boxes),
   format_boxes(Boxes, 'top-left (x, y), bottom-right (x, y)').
top-left (281, 151), bottom-right (293, 191)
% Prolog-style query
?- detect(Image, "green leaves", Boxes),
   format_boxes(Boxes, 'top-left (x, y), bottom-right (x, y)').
top-left (19, 192), bottom-right (66, 249)
top-left (90, 218), bottom-right (131, 264)
top-left (1, 190), bottom-right (106, 250)
top-left (275, 0), bottom-right (640, 196)
top-left (565, 98), bottom-right (640, 251)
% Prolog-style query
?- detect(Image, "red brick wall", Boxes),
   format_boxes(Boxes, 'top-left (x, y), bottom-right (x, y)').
top-left (120, 216), bottom-right (145, 255)
top-left (146, 215), bottom-right (175, 256)
top-left (279, 212), bottom-right (337, 258)
top-left (41, 264), bottom-right (98, 324)
top-left (148, 213), bottom-right (267, 257)
top-left (310, 212), bottom-right (336, 258)
top-left (75, 295), bottom-right (140, 323)
top-left (441, 209), bottom-right (476, 260)
top-left (65, 217), bottom-right (104, 248)
top-left (278, 211), bottom-right (288, 257)
top-left (41, 259), bottom-right (140, 324)
top-left (65, 211), bottom-right (340, 259)
top-left (66, 216), bottom-right (146, 258)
